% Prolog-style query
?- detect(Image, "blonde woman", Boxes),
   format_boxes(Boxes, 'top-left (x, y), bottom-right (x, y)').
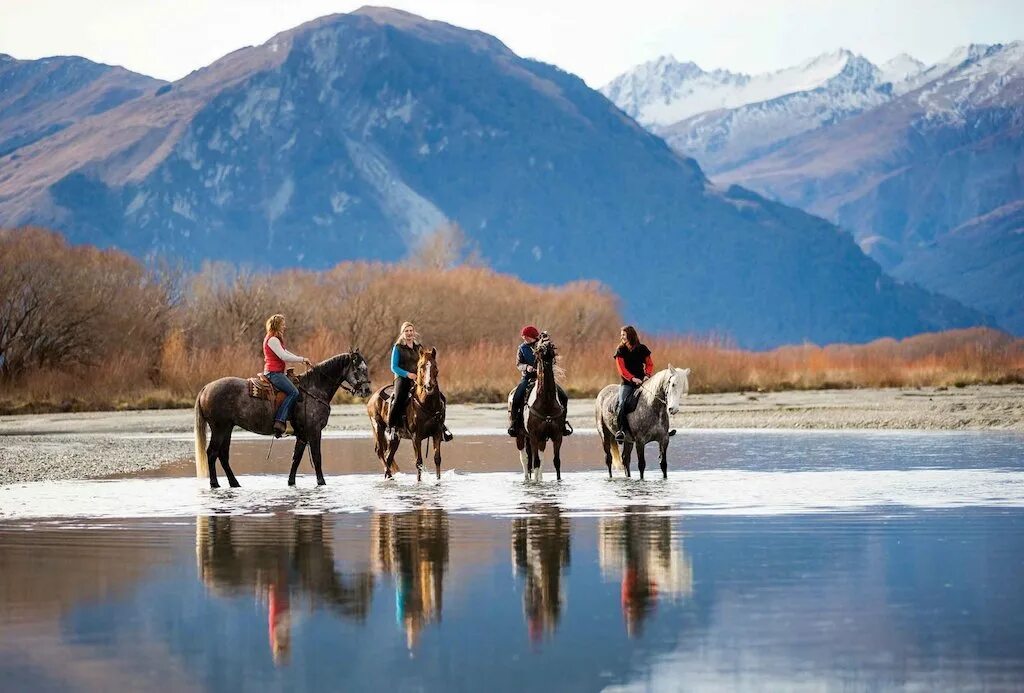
top-left (263, 314), bottom-right (312, 437)
top-left (386, 321), bottom-right (453, 440)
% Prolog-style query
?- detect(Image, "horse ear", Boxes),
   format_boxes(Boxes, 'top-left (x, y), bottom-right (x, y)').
top-left (430, 347), bottom-right (437, 358)
top-left (668, 362), bottom-right (674, 371)
top-left (684, 368), bottom-right (691, 375)
top-left (418, 346), bottom-right (425, 356)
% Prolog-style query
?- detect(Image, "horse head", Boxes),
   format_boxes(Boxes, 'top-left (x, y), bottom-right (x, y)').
top-left (534, 333), bottom-right (557, 366)
top-left (344, 350), bottom-right (373, 398)
top-left (664, 364), bottom-right (691, 415)
top-left (417, 347), bottom-right (439, 395)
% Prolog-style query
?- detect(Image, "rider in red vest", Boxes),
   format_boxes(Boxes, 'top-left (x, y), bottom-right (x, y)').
top-left (263, 314), bottom-right (312, 437)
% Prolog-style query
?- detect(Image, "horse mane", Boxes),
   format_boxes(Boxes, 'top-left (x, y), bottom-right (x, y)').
top-left (534, 337), bottom-right (566, 383)
top-left (301, 353), bottom-right (352, 390)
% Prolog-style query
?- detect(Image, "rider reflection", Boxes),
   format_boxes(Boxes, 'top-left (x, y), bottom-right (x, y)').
top-left (598, 509), bottom-right (693, 637)
top-left (511, 504), bottom-right (571, 644)
top-left (195, 514), bottom-right (375, 665)
top-left (371, 509), bottom-right (449, 649)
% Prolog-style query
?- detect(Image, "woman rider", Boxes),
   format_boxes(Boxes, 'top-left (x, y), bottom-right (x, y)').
top-left (613, 325), bottom-right (653, 443)
top-left (508, 325), bottom-right (573, 437)
top-left (386, 321), bottom-right (454, 440)
top-left (263, 314), bottom-right (313, 437)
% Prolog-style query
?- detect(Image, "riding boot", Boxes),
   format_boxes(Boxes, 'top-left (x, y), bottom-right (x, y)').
top-left (508, 406), bottom-right (521, 437)
top-left (274, 420), bottom-right (286, 438)
top-left (615, 407), bottom-right (630, 443)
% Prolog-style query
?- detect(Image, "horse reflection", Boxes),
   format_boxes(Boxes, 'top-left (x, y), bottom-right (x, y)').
top-left (598, 509), bottom-right (692, 637)
top-left (371, 509), bottom-right (449, 649)
top-left (512, 504), bottom-right (571, 643)
top-left (195, 514), bottom-right (374, 665)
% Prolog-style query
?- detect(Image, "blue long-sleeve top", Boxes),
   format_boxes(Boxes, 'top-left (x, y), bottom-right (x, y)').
top-left (517, 341), bottom-right (536, 377)
top-left (391, 344), bottom-right (412, 378)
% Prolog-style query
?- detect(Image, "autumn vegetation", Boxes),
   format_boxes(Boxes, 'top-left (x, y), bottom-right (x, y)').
top-left (1, 227), bottom-right (1022, 414)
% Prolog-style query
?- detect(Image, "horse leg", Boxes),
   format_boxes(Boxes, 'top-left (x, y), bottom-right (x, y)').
top-left (601, 423), bottom-right (613, 478)
top-left (519, 439), bottom-right (531, 482)
top-left (553, 436), bottom-right (562, 482)
top-left (309, 432), bottom-right (326, 486)
top-left (206, 426), bottom-right (225, 488)
top-left (433, 433), bottom-right (442, 480)
top-left (288, 439), bottom-right (307, 486)
top-left (660, 439), bottom-right (669, 479)
top-left (414, 435), bottom-right (424, 483)
top-left (219, 430), bottom-right (240, 488)
top-left (622, 441), bottom-right (634, 478)
top-left (636, 442), bottom-right (647, 481)
top-left (532, 440), bottom-right (542, 483)
top-left (385, 434), bottom-right (401, 479)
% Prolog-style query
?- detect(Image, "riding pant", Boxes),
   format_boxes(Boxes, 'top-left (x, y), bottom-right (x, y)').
top-left (617, 382), bottom-right (639, 435)
top-left (388, 376), bottom-right (413, 428)
top-left (266, 371), bottom-right (299, 423)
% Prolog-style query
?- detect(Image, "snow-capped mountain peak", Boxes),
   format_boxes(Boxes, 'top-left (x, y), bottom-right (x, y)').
top-left (880, 53), bottom-right (926, 86)
top-left (602, 48), bottom-right (883, 127)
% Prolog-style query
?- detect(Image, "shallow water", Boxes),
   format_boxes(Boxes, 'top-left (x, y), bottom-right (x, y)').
top-left (1, 431), bottom-right (1023, 691)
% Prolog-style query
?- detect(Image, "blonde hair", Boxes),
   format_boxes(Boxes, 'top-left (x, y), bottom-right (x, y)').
top-left (395, 321), bottom-right (420, 346)
top-left (266, 314), bottom-right (286, 336)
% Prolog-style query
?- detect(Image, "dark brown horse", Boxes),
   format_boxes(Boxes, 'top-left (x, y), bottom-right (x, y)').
top-left (514, 334), bottom-right (567, 481)
top-left (366, 347), bottom-right (447, 481)
top-left (194, 352), bottom-right (372, 488)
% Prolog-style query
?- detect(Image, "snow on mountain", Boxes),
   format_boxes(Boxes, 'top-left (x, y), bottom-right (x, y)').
top-left (601, 49), bottom-right (867, 127)
top-left (643, 51), bottom-right (891, 173)
top-left (879, 53), bottom-right (926, 90)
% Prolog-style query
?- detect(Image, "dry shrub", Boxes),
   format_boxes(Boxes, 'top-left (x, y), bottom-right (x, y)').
top-left (2, 226), bottom-right (1022, 413)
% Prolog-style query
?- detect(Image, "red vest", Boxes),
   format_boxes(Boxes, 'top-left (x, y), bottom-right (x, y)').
top-left (263, 333), bottom-right (287, 373)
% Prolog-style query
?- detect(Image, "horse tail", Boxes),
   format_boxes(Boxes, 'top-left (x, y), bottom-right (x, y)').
top-left (608, 429), bottom-right (625, 472)
top-left (194, 391), bottom-right (208, 480)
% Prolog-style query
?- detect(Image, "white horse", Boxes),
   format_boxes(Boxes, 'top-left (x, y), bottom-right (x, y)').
top-left (595, 367), bottom-right (690, 479)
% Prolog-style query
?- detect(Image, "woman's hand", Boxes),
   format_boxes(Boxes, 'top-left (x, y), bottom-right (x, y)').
top-left (632, 377), bottom-right (643, 385)
top-left (303, 358), bottom-right (313, 369)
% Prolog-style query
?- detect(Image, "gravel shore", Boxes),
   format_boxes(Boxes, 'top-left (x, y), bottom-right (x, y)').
top-left (2, 385), bottom-right (1021, 484)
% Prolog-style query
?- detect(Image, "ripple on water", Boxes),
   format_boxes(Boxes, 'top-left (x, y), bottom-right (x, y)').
top-left (1, 467), bottom-right (1024, 520)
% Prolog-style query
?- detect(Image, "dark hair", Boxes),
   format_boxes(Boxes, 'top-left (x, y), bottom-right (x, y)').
top-left (620, 325), bottom-right (639, 349)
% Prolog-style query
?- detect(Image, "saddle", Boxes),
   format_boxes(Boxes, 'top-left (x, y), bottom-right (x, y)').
top-left (381, 384), bottom-right (409, 430)
top-left (247, 371), bottom-right (300, 411)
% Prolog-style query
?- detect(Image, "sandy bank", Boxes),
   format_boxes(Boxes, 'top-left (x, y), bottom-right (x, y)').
top-left (1, 385), bottom-right (1021, 484)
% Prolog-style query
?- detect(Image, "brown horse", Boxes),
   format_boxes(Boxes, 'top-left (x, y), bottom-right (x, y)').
top-left (366, 347), bottom-right (447, 481)
top-left (514, 334), bottom-right (567, 482)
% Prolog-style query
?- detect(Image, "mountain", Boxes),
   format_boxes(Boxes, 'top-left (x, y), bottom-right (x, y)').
top-left (651, 50), bottom-right (892, 172)
top-left (0, 53), bottom-right (163, 158)
top-left (719, 42), bottom-right (1024, 334)
top-left (0, 7), bottom-right (988, 347)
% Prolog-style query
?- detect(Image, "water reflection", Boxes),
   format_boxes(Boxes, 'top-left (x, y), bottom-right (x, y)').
top-left (195, 514), bottom-right (374, 665)
top-left (371, 509), bottom-right (449, 649)
top-left (599, 508), bottom-right (693, 637)
top-left (511, 504), bottom-right (571, 643)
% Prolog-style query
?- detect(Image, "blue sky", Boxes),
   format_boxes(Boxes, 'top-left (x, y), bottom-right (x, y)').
top-left (1, 0), bottom-right (1021, 86)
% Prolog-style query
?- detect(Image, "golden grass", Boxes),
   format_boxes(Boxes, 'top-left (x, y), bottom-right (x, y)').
top-left (3, 328), bottom-right (1021, 415)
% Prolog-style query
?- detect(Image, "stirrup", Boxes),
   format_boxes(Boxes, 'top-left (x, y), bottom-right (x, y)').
top-left (669, 429), bottom-right (677, 437)
top-left (563, 421), bottom-right (573, 436)
top-left (442, 427), bottom-right (454, 442)
top-left (614, 429), bottom-right (625, 443)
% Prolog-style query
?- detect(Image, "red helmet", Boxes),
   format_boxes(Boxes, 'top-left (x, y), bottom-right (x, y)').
top-left (521, 325), bottom-right (540, 340)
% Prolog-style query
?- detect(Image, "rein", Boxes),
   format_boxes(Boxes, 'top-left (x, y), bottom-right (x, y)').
top-left (636, 374), bottom-right (669, 406)
top-left (297, 357), bottom-right (359, 410)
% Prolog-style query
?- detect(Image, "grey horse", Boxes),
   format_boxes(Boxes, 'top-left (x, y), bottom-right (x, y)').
top-left (595, 367), bottom-right (690, 479)
top-left (194, 352), bottom-right (372, 488)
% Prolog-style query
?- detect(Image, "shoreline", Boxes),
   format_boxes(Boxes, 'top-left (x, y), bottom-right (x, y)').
top-left (1, 385), bottom-right (1022, 485)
